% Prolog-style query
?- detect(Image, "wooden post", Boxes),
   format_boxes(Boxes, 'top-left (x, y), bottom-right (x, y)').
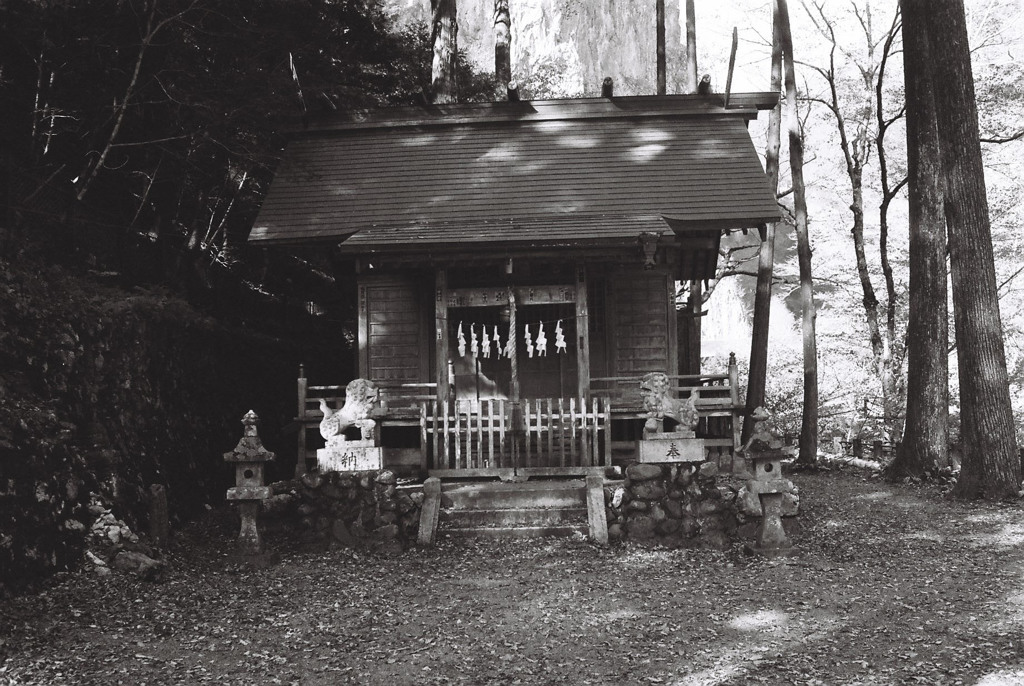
top-left (508, 288), bottom-right (519, 403)
top-left (357, 285), bottom-right (369, 378)
top-left (728, 352), bottom-right (741, 462)
top-left (586, 474), bottom-right (609, 545)
top-left (435, 269), bottom-right (450, 403)
top-left (684, 280), bottom-right (702, 374)
top-left (666, 272), bottom-right (679, 376)
top-left (508, 288), bottom-right (523, 472)
top-left (576, 263), bottom-right (591, 399)
top-left (418, 477), bottom-right (442, 545)
top-left (296, 364), bottom-right (307, 478)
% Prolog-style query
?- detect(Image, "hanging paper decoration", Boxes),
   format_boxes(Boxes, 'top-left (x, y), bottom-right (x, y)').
top-left (504, 331), bottom-right (514, 359)
top-left (536, 322), bottom-right (548, 356)
top-left (493, 325), bottom-right (503, 359)
top-left (457, 321), bottom-right (467, 357)
top-left (524, 324), bottom-right (534, 358)
top-left (481, 326), bottom-right (491, 358)
top-left (555, 320), bottom-right (567, 354)
top-left (470, 324), bottom-right (479, 356)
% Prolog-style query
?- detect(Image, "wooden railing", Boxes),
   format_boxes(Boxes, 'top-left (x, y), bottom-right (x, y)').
top-left (589, 356), bottom-right (743, 456)
top-left (293, 366), bottom-right (438, 476)
top-left (421, 397), bottom-right (612, 476)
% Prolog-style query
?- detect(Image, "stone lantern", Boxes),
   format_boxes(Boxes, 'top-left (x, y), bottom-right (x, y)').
top-left (740, 406), bottom-right (794, 558)
top-left (224, 410), bottom-right (275, 554)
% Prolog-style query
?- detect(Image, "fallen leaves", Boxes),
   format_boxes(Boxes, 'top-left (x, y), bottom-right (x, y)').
top-left (2, 473), bottom-right (1024, 684)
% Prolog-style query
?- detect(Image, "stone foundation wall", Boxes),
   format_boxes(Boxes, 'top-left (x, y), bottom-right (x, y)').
top-left (265, 469), bottom-right (422, 549)
top-left (605, 462), bottom-right (800, 548)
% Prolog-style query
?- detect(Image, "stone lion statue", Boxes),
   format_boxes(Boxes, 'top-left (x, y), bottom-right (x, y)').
top-left (639, 372), bottom-right (699, 435)
top-left (319, 378), bottom-right (381, 445)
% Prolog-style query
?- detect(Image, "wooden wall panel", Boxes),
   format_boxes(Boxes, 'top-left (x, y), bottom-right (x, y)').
top-left (611, 272), bottom-right (672, 376)
top-left (361, 278), bottom-right (427, 383)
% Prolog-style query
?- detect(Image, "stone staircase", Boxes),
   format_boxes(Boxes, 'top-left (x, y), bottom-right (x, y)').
top-left (425, 478), bottom-right (606, 541)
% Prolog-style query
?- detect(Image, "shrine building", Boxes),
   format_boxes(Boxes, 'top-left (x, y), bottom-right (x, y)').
top-left (249, 93), bottom-right (780, 479)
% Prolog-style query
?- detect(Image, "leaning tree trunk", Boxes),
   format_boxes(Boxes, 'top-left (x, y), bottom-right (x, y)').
top-left (743, 3), bottom-right (784, 445)
top-left (885, 0), bottom-right (949, 481)
top-left (431, 0), bottom-right (458, 104)
top-left (924, 0), bottom-right (1020, 499)
top-left (778, 0), bottom-right (818, 465)
top-left (494, 0), bottom-right (511, 95)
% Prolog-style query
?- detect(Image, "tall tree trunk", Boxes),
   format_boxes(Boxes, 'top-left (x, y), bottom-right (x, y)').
top-left (743, 3), bottom-right (784, 444)
top-left (684, 0), bottom-right (697, 92)
top-left (804, 2), bottom-right (897, 443)
top-left (494, 0), bottom-right (511, 94)
top-left (656, 0), bottom-right (666, 95)
top-left (431, 0), bottom-right (458, 104)
top-left (924, 0), bottom-right (1020, 499)
top-left (778, 0), bottom-right (818, 465)
top-left (875, 11), bottom-right (905, 441)
top-left (886, 0), bottom-right (948, 481)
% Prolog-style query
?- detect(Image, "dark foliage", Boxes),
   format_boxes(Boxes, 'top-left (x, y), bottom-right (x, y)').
top-left (0, 0), bottom-right (492, 311)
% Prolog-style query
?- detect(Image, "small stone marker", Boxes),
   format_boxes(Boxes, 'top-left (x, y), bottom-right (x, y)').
top-left (224, 410), bottom-right (275, 555)
top-left (638, 432), bottom-right (705, 463)
top-left (148, 483), bottom-right (170, 549)
top-left (318, 439), bottom-right (383, 472)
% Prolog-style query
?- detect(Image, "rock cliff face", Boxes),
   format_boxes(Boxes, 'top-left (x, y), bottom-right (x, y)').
top-left (0, 260), bottom-right (337, 594)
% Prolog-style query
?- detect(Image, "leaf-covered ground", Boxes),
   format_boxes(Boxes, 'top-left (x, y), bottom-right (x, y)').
top-left (2, 469), bottom-right (1024, 685)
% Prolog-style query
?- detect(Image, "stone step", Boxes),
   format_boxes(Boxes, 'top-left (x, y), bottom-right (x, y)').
top-left (441, 479), bottom-right (587, 511)
top-left (442, 506), bottom-right (588, 529)
top-left (441, 524), bottom-right (589, 540)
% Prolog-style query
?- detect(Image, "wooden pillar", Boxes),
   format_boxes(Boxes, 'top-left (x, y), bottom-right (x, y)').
top-left (576, 263), bottom-right (591, 399)
top-left (682, 280), bottom-right (702, 374)
top-left (667, 273), bottom-right (679, 376)
top-left (508, 287), bottom-right (520, 402)
top-left (435, 269), bottom-right (450, 403)
top-left (357, 284), bottom-right (369, 378)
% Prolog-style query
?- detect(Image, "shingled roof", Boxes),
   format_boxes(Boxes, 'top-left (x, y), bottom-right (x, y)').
top-left (249, 94), bottom-right (781, 249)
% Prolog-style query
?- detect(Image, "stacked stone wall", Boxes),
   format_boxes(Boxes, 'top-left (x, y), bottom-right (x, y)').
top-left (605, 461), bottom-right (799, 548)
top-left (264, 469), bottom-right (421, 549)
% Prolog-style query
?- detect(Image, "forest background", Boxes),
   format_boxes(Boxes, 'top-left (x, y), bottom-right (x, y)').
top-left (3, 0), bottom-right (1024, 448)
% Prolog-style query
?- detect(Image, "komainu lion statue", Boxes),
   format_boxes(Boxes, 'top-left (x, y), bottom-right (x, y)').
top-left (319, 378), bottom-right (381, 445)
top-left (639, 372), bottom-right (699, 435)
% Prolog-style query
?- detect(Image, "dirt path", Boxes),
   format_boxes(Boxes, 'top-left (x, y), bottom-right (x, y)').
top-left (2, 470), bottom-right (1023, 685)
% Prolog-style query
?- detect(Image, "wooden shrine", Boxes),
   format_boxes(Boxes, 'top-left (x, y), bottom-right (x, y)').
top-left (250, 94), bottom-right (780, 478)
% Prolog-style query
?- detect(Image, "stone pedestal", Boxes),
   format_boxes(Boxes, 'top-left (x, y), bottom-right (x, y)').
top-left (317, 439), bottom-right (384, 472)
top-left (638, 433), bottom-right (705, 464)
top-left (751, 492), bottom-right (790, 553)
top-left (744, 449), bottom-right (795, 558)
